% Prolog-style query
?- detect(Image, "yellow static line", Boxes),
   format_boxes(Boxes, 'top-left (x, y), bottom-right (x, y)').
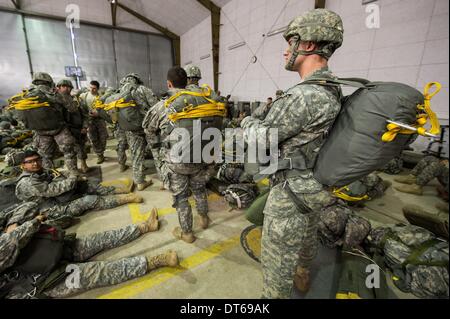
top-left (97, 235), bottom-right (240, 299)
top-left (129, 193), bottom-right (223, 223)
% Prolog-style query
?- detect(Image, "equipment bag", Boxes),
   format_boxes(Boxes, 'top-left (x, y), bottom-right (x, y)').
top-left (309, 79), bottom-right (441, 187)
top-left (102, 87), bottom-right (142, 131)
top-left (0, 178), bottom-right (21, 211)
top-left (8, 88), bottom-right (64, 131)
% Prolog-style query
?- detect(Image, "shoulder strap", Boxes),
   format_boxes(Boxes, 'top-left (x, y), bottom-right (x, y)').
top-left (302, 77), bottom-right (370, 88)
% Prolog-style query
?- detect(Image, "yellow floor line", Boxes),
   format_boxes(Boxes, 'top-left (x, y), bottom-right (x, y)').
top-left (129, 193), bottom-right (223, 223)
top-left (97, 235), bottom-right (240, 299)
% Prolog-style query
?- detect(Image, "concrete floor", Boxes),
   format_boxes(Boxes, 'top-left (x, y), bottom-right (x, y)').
top-left (2, 139), bottom-right (447, 299)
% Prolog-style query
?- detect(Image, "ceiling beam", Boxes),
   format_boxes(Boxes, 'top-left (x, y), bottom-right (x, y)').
top-left (115, 1), bottom-right (180, 65)
top-left (197, 0), bottom-right (221, 91)
top-left (315, 0), bottom-right (326, 9)
top-left (11, 0), bottom-right (20, 9)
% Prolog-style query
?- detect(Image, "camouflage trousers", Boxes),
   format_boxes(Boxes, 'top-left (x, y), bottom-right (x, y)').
top-left (45, 190), bottom-right (121, 222)
top-left (261, 183), bottom-right (336, 299)
top-left (125, 131), bottom-right (146, 184)
top-left (70, 129), bottom-right (88, 161)
top-left (412, 156), bottom-right (449, 192)
top-left (166, 163), bottom-right (209, 233)
top-left (382, 156), bottom-right (404, 175)
top-left (34, 128), bottom-right (77, 171)
top-left (43, 224), bottom-right (148, 298)
top-left (87, 119), bottom-right (108, 156)
top-left (150, 147), bottom-right (164, 182)
top-left (114, 126), bottom-right (128, 166)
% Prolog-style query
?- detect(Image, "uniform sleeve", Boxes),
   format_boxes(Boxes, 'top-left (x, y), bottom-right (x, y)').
top-left (55, 92), bottom-right (78, 113)
top-left (241, 92), bottom-right (310, 148)
top-left (0, 219), bottom-right (40, 273)
top-left (16, 175), bottom-right (77, 200)
top-left (144, 102), bottom-right (165, 146)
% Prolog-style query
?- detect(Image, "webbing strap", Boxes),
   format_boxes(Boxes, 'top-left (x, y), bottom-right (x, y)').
top-left (402, 239), bottom-right (449, 268)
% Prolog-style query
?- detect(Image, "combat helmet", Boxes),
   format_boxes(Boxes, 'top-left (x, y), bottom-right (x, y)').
top-left (56, 78), bottom-right (74, 88)
top-left (122, 73), bottom-right (143, 86)
top-left (184, 64), bottom-right (202, 79)
top-left (32, 72), bottom-right (54, 86)
top-left (283, 9), bottom-right (344, 70)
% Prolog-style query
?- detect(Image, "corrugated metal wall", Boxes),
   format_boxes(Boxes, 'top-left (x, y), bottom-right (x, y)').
top-left (0, 12), bottom-right (173, 106)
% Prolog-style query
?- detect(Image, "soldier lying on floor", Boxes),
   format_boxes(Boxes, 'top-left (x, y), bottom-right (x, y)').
top-left (14, 150), bottom-right (143, 227)
top-left (0, 204), bottom-right (179, 299)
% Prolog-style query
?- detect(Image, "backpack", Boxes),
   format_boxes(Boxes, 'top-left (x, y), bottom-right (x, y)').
top-left (223, 184), bottom-right (259, 209)
top-left (0, 178), bottom-right (21, 211)
top-left (309, 79), bottom-right (441, 187)
top-left (8, 88), bottom-right (64, 131)
top-left (164, 85), bottom-right (226, 164)
top-left (103, 86), bottom-right (143, 131)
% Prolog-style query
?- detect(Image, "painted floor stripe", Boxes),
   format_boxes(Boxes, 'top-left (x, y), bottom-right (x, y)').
top-left (129, 193), bottom-right (223, 223)
top-left (97, 235), bottom-right (240, 299)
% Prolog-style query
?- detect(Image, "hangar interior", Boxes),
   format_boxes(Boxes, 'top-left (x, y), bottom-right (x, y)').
top-left (0, 0), bottom-right (448, 299)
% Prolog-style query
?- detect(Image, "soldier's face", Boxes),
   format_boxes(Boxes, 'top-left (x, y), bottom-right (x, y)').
top-left (22, 155), bottom-right (43, 173)
top-left (58, 85), bottom-right (71, 95)
top-left (90, 85), bottom-right (98, 95)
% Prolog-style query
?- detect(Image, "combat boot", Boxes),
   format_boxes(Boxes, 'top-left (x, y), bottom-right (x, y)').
top-left (114, 193), bottom-right (143, 205)
top-left (97, 154), bottom-right (105, 164)
top-left (394, 184), bottom-right (423, 195)
top-left (79, 159), bottom-right (89, 174)
top-left (138, 208), bottom-right (159, 233)
top-left (394, 174), bottom-right (416, 185)
top-left (198, 214), bottom-right (211, 230)
top-left (119, 164), bottom-right (129, 172)
top-left (172, 227), bottom-right (196, 243)
top-left (137, 179), bottom-right (153, 191)
top-left (146, 250), bottom-right (179, 271)
top-left (294, 266), bottom-right (311, 293)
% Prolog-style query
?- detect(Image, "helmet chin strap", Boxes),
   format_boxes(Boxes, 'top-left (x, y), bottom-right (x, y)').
top-left (285, 36), bottom-right (301, 71)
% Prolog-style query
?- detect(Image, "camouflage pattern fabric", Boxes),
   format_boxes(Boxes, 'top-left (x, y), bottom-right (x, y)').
top-left (381, 156), bottom-right (403, 175)
top-left (241, 67), bottom-right (342, 299)
top-left (252, 103), bottom-right (272, 121)
top-left (184, 65), bottom-right (202, 79)
top-left (114, 125), bottom-right (128, 166)
top-left (367, 225), bottom-right (449, 298)
top-left (87, 119), bottom-right (108, 156)
top-left (411, 156), bottom-right (449, 192)
top-left (166, 163), bottom-right (209, 233)
top-left (124, 131), bottom-right (147, 184)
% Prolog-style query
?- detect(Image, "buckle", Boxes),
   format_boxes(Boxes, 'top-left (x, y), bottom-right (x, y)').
top-left (285, 158), bottom-right (293, 170)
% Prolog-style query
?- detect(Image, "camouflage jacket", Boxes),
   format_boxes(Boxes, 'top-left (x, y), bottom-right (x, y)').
top-left (0, 218), bottom-right (40, 273)
top-left (241, 67), bottom-right (342, 193)
top-left (252, 103), bottom-right (272, 121)
top-left (15, 170), bottom-right (77, 207)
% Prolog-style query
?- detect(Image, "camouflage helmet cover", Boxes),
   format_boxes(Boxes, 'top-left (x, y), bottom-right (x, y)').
top-left (56, 78), bottom-right (74, 88)
top-left (122, 73), bottom-right (143, 85)
top-left (184, 64), bottom-right (202, 79)
top-left (32, 72), bottom-right (54, 85)
top-left (283, 9), bottom-right (344, 60)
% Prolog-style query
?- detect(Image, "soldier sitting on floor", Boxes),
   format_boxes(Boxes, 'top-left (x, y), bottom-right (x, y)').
top-left (14, 150), bottom-right (144, 226)
top-left (0, 204), bottom-right (178, 299)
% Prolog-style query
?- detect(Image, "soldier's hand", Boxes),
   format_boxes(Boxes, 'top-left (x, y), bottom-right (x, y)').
top-left (35, 213), bottom-right (47, 222)
top-left (5, 223), bottom-right (18, 234)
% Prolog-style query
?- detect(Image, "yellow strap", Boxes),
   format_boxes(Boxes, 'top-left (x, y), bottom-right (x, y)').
top-left (382, 82), bottom-right (442, 142)
top-left (164, 85), bottom-right (213, 108)
top-left (336, 292), bottom-right (362, 299)
top-left (333, 186), bottom-right (370, 202)
top-left (168, 102), bottom-right (227, 122)
top-left (101, 98), bottom-right (136, 111)
top-left (51, 169), bottom-right (61, 178)
top-left (8, 96), bottom-right (50, 110)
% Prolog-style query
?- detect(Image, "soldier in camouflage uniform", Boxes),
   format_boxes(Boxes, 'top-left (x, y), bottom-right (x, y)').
top-left (80, 81), bottom-right (108, 164)
top-left (394, 156), bottom-right (449, 196)
top-left (0, 206), bottom-right (179, 299)
top-left (118, 74), bottom-right (158, 191)
top-left (381, 156), bottom-right (404, 175)
top-left (14, 150), bottom-right (143, 224)
top-left (240, 9), bottom-right (344, 298)
top-left (14, 73), bottom-right (79, 175)
top-left (56, 79), bottom-right (90, 174)
top-left (114, 124), bottom-right (129, 172)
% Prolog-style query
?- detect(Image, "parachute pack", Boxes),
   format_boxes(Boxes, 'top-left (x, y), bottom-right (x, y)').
top-left (311, 79), bottom-right (441, 187)
top-left (8, 88), bottom-right (64, 131)
top-left (99, 87), bottom-right (141, 131)
top-left (164, 85), bottom-right (227, 164)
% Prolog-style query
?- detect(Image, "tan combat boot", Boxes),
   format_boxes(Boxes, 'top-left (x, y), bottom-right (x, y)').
top-left (146, 250), bottom-right (179, 271)
top-left (138, 208), bottom-right (159, 233)
top-left (79, 159), bottom-right (89, 174)
top-left (294, 266), bottom-right (311, 293)
top-left (114, 193), bottom-right (144, 205)
top-left (137, 179), bottom-right (153, 191)
top-left (172, 227), bottom-right (196, 244)
top-left (97, 154), bottom-right (105, 164)
top-left (198, 214), bottom-right (211, 230)
top-left (394, 184), bottom-right (423, 195)
top-left (394, 174), bottom-right (417, 185)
